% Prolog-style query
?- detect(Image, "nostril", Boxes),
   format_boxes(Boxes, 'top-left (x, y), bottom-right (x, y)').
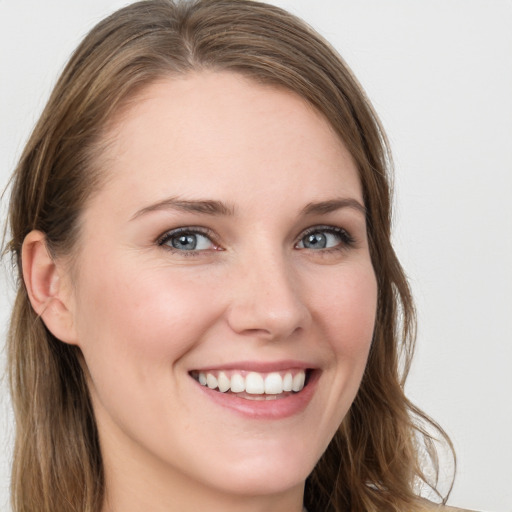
top-left (226, 299), bottom-right (310, 340)
top-left (224, 260), bottom-right (312, 339)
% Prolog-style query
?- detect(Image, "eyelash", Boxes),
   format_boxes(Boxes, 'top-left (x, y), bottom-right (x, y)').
top-left (295, 225), bottom-right (355, 252)
top-left (157, 227), bottom-right (219, 255)
top-left (157, 225), bottom-right (355, 255)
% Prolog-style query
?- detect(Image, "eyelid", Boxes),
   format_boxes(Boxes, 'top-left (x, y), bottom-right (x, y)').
top-left (156, 224), bottom-right (355, 254)
top-left (295, 225), bottom-right (355, 249)
top-left (157, 226), bottom-right (220, 252)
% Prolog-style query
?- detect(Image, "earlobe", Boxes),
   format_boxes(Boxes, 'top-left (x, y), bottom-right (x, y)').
top-left (22, 230), bottom-right (78, 344)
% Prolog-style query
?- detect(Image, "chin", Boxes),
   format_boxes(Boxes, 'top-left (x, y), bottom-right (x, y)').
top-left (186, 435), bottom-right (320, 497)
top-left (205, 459), bottom-right (311, 497)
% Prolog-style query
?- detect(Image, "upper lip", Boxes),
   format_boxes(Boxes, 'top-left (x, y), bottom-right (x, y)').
top-left (190, 360), bottom-right (315, 373)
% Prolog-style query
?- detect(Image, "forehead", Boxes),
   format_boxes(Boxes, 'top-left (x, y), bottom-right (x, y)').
top-left (93, 71), bottom-right (362, 213)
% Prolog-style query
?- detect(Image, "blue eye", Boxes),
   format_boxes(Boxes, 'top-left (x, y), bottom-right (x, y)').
top-left (296, 227), bottom-right (353, 250)
top-left (158, 228), bottom-right (215, 251)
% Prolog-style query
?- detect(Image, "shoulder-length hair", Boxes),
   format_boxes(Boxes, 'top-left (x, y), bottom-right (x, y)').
top-left (6, 1), bottom-right (453, 510)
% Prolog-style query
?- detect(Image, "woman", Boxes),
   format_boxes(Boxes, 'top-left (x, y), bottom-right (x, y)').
top-left (5, 1), bottom-right (466, 511)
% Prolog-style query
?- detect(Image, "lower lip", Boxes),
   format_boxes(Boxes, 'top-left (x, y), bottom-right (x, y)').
top-left (193, 371), bottom-right (319, 420)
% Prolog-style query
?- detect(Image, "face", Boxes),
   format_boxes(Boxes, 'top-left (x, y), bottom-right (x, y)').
top-left (65, 72), bottom-right (377, 504)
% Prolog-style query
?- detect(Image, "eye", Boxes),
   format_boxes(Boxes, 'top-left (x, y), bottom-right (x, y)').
top-left (158, 228), bottom-right (217, 252)
top-left (296, 226), bottom-right (354, 250)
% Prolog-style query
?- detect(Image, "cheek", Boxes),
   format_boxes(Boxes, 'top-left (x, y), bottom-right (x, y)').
top-left (73, 259), bottom-right (221, 373)
top-left (316, 263), bottom-right (378, 356)
top-left (296, 262), bottom-right (377, 447)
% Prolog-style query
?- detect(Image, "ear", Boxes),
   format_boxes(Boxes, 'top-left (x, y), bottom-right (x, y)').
top-left (22, 230), bottom-right (78, 345)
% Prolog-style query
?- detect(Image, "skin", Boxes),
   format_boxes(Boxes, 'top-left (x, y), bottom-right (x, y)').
top-left (24, 72), bottom-right (378, 512)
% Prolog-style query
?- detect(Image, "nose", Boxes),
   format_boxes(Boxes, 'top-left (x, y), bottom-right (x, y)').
top-left (226, 251), bottom-right (311, 341)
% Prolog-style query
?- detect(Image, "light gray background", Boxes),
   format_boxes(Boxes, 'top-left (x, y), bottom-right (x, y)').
top-left (1, 1), bottom-right (511, 511)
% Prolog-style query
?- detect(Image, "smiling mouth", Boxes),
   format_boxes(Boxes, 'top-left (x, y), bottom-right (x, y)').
top-left (190, 369), bottom-right (311, 400)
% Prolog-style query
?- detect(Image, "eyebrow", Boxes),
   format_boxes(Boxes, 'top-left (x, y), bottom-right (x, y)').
top-left (131, 197), bottom-right (236, 220)
top-left (301, 198), bottom-right (366, 216)
top-left (131, 196), bottom-right (365, 221)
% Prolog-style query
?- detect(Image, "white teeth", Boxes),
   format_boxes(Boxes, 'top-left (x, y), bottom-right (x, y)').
top-left (195, 369), bottom-right (307, 395)
top-left (245, 372), bottom-right (265, 394)
top-left (230, 373), bottom-right (245, 393)
top-left (206, 373), bottom-right (218, 389)
top-left (292, 372), bottom-right (305, 392)
top-left (282, 372), bottom-right (293, 392)
top-left (217, 371), bottom-right (230, 392)
top-left (264, 372), bottom-right (283, 394)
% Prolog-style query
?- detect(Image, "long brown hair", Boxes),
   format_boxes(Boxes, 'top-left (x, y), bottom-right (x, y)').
top-left (5, 1), bottom-right (454, 511)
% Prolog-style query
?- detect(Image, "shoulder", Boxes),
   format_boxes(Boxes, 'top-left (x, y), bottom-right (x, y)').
top-left (422, 505), bottom-right (478, 512)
